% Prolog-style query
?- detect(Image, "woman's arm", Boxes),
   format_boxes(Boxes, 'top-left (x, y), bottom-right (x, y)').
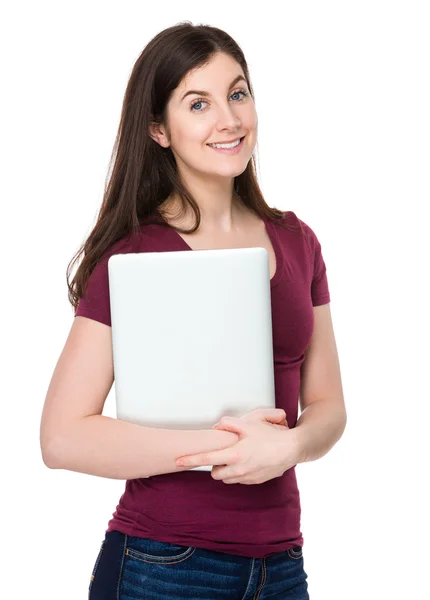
top-left (43, 415), bottom-right (239, 479)
top-left (40, 316), bottom-right (238, 479)
top-left (291, 304), bottom-right (347, 463)
top-left (290, 397), bottom-right (347, 464)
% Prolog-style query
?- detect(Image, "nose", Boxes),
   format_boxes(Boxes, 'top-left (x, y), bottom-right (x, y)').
top-left (215, 102), bottom-right (242, 132)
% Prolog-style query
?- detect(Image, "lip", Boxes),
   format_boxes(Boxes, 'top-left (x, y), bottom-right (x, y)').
top-left (207, 136), bottom-right (245, 155)
top-left (207, 136), bottom-right (244, 145)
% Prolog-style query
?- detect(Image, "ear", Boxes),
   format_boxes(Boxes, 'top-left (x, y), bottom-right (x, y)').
top-left (148, 120), bottom-right (170, 148)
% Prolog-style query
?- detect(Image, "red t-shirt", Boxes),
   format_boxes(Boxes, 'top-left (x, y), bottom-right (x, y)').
top-left (75, 210), bottom-right (330, 558)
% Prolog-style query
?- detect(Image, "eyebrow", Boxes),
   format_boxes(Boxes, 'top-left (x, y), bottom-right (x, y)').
top-left (180, 75), bottom-right (247, 102)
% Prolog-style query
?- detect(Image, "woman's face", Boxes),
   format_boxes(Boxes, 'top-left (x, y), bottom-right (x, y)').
top-left (154, 52), bottom-right (258, 181)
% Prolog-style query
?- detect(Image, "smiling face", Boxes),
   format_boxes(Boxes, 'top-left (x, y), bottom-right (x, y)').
top-left (150, 52), bottom-right (258, 182)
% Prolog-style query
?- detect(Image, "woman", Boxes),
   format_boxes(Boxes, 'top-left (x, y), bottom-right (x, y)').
top-left (40, 22), bottom-right (347, 599)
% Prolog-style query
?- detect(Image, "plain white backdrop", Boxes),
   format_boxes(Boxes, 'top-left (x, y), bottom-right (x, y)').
top-left (2, 1), bottom-right (429, 598)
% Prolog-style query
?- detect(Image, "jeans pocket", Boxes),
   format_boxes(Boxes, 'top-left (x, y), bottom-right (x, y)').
top-left (287, 545), bottom-right (303, 560)
top-left (88, 540), bottom-right (105, 599)
top-left (125, 536), bottom-right (196, 565)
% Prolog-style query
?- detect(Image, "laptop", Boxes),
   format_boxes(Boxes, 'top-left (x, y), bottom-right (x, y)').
top-left (108, 247), bottom-right (276, 472)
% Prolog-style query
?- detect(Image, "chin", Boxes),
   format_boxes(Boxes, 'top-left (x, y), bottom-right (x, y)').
top-left (208, 166), bottom-right (248, 179)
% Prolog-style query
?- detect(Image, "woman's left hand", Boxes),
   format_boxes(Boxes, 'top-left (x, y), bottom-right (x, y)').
top-left (175, 413), bottom-right (301, 485)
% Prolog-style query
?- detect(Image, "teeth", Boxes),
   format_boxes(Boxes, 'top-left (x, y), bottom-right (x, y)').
top-left (209, 138), bottom-right (241, 149)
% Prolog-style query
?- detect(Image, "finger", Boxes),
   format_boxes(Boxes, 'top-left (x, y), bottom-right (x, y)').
top-left (211, 466), bottom-right (241, 484)
top-left (261, 408), bottom-right (286, 422)
top-left (243, 409), bottom-right (287, 425)
top-left (211, 416), bottom-right (248, 436)
top-left (262, 410), bottom-right (287, 425)
top-left (176, 449), bottom-right (231, 468)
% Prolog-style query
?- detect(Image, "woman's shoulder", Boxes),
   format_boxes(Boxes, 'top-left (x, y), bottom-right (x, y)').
top-left (269, 209), bottom-right (305, 235)
top-left (274, 209), bottom-right (318, 241)
top-left (269, 210), bottom-right (325, 263)
top-left (98, 220), bottom-right (169, 261)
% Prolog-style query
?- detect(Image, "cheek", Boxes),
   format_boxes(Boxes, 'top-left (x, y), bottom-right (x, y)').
top-left (245, 108), bottom-right (258, 131)
top-left (243, 114), bottom-right (258, 149)
top-left (178, 123), bottom-right (214, 147)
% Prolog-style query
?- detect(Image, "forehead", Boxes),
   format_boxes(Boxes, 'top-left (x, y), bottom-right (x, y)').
top-left (174, 53), bottom-right (246, 97)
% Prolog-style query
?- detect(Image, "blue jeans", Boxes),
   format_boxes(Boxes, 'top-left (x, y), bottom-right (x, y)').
top-left (89, 530), bottom-right (310, 599)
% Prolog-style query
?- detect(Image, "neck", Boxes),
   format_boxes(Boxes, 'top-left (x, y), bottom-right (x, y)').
top-left (160, 186), bottom-right (248, 234)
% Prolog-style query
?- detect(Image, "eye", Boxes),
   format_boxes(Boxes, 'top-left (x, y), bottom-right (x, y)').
top-left (190, 89), bottom-right (249, 113)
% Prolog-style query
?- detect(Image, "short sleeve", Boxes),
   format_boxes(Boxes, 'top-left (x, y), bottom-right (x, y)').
top-left (311, 232), bottom-right (331, 306)
top-left (297, 217), bottom-right (331, 306)
top-left (75, 256), bottom-right (111, 326)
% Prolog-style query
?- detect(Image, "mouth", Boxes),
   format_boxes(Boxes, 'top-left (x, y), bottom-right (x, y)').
top-left (207, 136), bottom-right (246, 154)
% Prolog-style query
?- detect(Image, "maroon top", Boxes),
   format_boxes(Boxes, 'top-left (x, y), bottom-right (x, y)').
top-left (75, 210), bottom-right (330, 558)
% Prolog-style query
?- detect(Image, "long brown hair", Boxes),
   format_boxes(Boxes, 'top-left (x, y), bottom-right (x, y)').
top-left (67, 21), bottom-right (301, 312)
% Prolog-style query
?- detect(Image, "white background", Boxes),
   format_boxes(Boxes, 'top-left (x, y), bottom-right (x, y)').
top-left (2, 1), bottom-right (429, 598)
